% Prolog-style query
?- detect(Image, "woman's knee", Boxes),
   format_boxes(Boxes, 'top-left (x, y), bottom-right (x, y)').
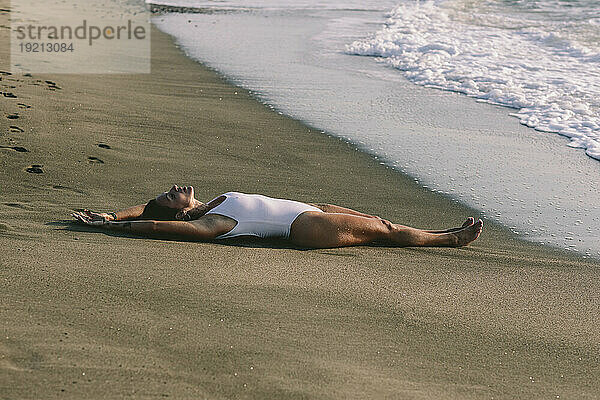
top-left (365, 218), bottom-right (395, 243)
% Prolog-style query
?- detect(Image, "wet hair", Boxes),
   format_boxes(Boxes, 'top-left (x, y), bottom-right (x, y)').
top-left (140, 199), bottom-right (179, 221)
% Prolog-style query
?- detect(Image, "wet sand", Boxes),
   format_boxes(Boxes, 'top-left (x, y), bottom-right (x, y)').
top-left (2, 10), bottom-right (600, 400)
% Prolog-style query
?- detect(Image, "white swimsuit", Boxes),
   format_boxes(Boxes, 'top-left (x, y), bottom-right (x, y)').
top-left (204, 192), bottom-right (324, 239)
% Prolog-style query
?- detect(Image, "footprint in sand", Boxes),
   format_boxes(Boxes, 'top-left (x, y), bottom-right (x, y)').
top-left (9, 126), bottom-right (24, 133)
top-left (87, 156), bottom-right (104, 164)
top-left (45, 80), bottom-right (61, 90)
top-left (7, 113), bottom-right (18, 120)
top-left (3, 202), bottom-right (35, 210)
top-left (25, 164), bottom-right (43, 174)
top-left (0, 145), bottom-right (28, 152)
top-left (97, 143), bottom-right (111, 149)
top-left (17, 103), bottom-right (31, 109)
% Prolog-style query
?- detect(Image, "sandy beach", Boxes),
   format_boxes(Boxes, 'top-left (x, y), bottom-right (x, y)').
top-left (2, 5), bottom-right (600, 398)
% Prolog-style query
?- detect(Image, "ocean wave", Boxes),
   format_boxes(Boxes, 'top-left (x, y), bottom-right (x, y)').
top-left (346, 0), bottom-right (600, 161)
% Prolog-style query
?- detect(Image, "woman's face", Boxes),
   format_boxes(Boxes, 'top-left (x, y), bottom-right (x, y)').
top-left (155, 185), bottom-right (195, 209)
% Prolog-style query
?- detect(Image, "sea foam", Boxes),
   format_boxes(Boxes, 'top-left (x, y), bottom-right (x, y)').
top-left (347, 0), bottom-right (600, 160)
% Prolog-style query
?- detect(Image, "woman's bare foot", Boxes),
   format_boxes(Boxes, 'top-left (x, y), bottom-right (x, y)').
top-left (426, 217), bottom-right (475, 234)
top-left (461, 217), bottom-right (475, 228)
top-left (449, 219), bottom-right (483, 246)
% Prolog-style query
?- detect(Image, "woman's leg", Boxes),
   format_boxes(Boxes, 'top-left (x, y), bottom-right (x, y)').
top-left (289, 212), bottom-right (482, 249)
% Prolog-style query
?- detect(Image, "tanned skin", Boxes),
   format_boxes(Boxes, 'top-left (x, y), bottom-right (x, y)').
top-left (73, 185), bottom-right (483, 248)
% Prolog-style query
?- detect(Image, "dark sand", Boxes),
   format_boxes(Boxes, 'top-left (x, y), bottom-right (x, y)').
top-left (2, 9), bottom-right (600, 399)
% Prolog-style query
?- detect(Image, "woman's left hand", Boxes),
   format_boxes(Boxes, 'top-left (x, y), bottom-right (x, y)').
top-left (71, 211), bottom-right (109, 226)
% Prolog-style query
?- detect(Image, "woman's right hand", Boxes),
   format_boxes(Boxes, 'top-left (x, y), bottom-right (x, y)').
top-left (81, 209), bottom-right (115, 222)
top-left (71, 211), bottom-right (109, 226)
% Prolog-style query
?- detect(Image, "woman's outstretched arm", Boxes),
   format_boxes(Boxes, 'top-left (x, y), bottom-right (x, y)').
top-left (105, 220), bottom-right (217, 240)
top-left (111, 203), bottom-right (147, 221)
top-left (80, 203), bottom-right (147, 222)
top-left (72, 212), bottom-right (218, 240)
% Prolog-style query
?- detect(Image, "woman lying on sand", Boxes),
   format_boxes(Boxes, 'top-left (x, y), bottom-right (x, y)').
top-left (72, 185), bottom-right (483, 248)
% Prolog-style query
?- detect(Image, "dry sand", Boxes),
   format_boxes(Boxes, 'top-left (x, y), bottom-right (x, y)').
top-left (2, 8), bottom-right (600, 400)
